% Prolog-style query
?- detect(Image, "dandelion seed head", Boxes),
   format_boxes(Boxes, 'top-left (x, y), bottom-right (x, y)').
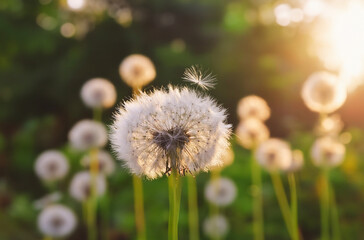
top-left (301, 71), bottom-right (347, 113)
top-left (256, 138), bottom-right (292, 172)
top-left (182, 65), bottom-right (216, 90)
top-left (203, 215), bottom-right (229, 239)
top-left (205, 177), bottom-right (237, 207)
top-left (37, 204), bottom-right (77, 238)
top-left (34, 192), bottom-right (62, 210)
top-left (286, 149), bottom-right (304, 172)
top-left (210, 147), bottom-right (234, 171)
top-left (81, 150), bottom-right (116, 176)
top-left (237, 95), bottom-right (271, 121)
top-left (69, 171), bottom-right (106, 202)
top-left (34, 150), bottom-right (69, 182)
top-left (315, 114), bottom-right (344, 136)
top-left (119, 54), bottom-right (156, 89)
top-left (236, 118), bottom-right (270, 149)
top-left (311, 137), bottom-right (345, 168)
top-left (68, 120), bottom-right (108, 151)
top-left (110, 86), bottom-right (231, 179)
top-left (80, 78), bottom-right (117, 109)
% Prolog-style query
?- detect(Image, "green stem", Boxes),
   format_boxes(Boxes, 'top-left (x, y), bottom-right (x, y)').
top-left (321, 168), bottom-right (330, 240)
top-left (288, 173), bottom-right (299, 240)
top-left (168, 168), bottom-right (182, 240)
top-left (187, 175), bottom-right (199, 240)
top-left (251, 151), bottom-right (264, 240)
top-left (87, 197), bottom-right (97, 240)
top-left (329, 177), bottom-right (341, 240)
top-left (270, 172), bottom-right (293, 238)
top-left (88, 148), bottom-right (99, 240)
top-left (101, 191), bottom-right (110, 240)
top-left (133, 175), bottom-right (146, 240)
top-left (93, 107), bottom-right (102, 122)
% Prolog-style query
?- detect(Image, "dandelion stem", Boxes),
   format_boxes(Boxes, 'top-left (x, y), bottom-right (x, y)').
top-left (209, 170), bottom-right (220, 218)
top-left (168, 168), bottom-right (182, 240)
top-left (251, 151), bottom-right (264, 240)
top-left (100, 191), bottom-right (110, 240)
top-left (187, 175), bottom-right (199, 240)
top-left (288, 173), bottom-right (299, 240)
top-left (270, 172), bottom-right (293, 238)
top-left (321, 168), bottom-right (330, 240)
top-left (93, 107), bottom-right (102, 122)
top-left (330, 183), bottom-right (341, 240)
top-left (133, 175), bottom-right (146, 240)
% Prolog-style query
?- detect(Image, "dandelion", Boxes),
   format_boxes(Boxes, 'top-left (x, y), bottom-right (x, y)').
top-left (80, 78), bottom-right (117, 109)
top-left (69, 171), bottom-right (106, 202)
top-left (81, 149), bottom-right (116, 176)
top-left (315, 114), bottom-right (344, 136)
top-left (119, 54), bottom-right (156, 89)
top-left (34, 192), bottom-right (62, 210)
top-left (311, 137), bottom-right (345, 168)
top-left (236, 118), bottom-right (270, 149)
top-left (255, 138), bottom-right (292, 172)
top-left (37, 204), bottom-right (77, 238)
top-left (110, 85), bottom-right (231, 179)
top-left (34, 150), bottom-right (69, 182)
top-left (210, 147), bottom-right (235, 172)
top-left (205, 177), bottom-right (237, 207)
top-left (203, 215), bottom-right (229, 239)
top-left (182, 65), bottom-right (216, 90)
top-left (301, 71), bottom-right (347, 114)
top-left (286, 149), bottom-right (304, 172)
top-left (68, 120), bottom-right (108, 151)
top-left (237, 95), bottom-right (271, 121)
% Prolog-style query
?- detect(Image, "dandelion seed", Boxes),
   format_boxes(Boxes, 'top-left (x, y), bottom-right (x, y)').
top-left (205, 177), bottom-right (237, 207)
top-left (119, 54), bottom-right (156, 89)
top-left (37, 204), bottom-right (77, 238)
top-left (301, 71), bottom-right (347, 113)
top-left (182, 65), bottom-right (216, 90)
top-left (80, 78), bottom-right (117, 109)
top-left (256, 138), bottom-right (292, 172)
top-left (236, 118), bottom-right (270, 149)
top-left (34, 192), bottom-right (62, 210)
top-left (68, 120), bottom-right (108, 151)
top-left (69, 171), bottom-right (106, 202)
top-left (110, 85), bottom-right (231, 179)
top-left (311, 137), bottom-right (345, 168)
top-left (237, 95), bottom-right (271, 121)
top-left (34, 150), bottom-right (69, 182)
top-left (81, 149), bottom-right (116, 176)
top-left (286, 149), bottom-right (304, 172)
top-left (203, 215), bottom-right (229, 239)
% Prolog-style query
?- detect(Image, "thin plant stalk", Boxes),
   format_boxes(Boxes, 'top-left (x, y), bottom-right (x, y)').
top-left (320, 168), bottom-right (330, 240)
top-left (100, 191), bottom-right (110, 240)
top-left (270, 172), bottom-right (293, 238)
top-left (87, 147), bottom-right (99, 240)
top-left (288, 173), bottom-right (299, 240)
top-left (251, 151), bottom-right (264, 240)
top-left (168, 168), bottom-right (182, 240)
top-left (187, 175), bottom-right (199, 240)
top-left (133, 175), bottom-right (146, 240)
top-left (330, 184), bottom-right (341, 240)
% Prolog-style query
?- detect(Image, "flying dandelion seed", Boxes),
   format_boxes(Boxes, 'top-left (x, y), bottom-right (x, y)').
top-left (203, 215), bottom-right (229, 239)
top-left (237, 95), bottom-right (271, 121)
top-left (236, 118), bottom-right (270, 150)
top-left (311, 137), bottom-right (345, 168)
top-left (81, 149), bottom-right (116, 176)
top-left (110, 85), bottom-right (231, 179)
top-left (38, 204), bottom-right (77, 238)
top-left (69, 171), bottom-right (106, 202)
top-left (256, 138), bottom-right (292, 172)
top-left (205, 177), bottom-right (237, 207)
top-left (80, 78), bottom-right (117, 109)
top-left (182, 65), bottom-right (216, 90)
top-left (34, 150), bottom-right (69, 182)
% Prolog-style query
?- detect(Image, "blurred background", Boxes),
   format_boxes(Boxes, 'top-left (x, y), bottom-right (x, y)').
top-left (2, 0), bottom-right (364, 239)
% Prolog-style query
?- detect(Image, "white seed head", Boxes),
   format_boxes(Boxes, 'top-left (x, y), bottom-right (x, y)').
top-left (315, 114), bottom-right (344, 136)
top-left (69, 171), bottom-right (106, 202)
top-left (81, 150), bottom-right (116, 176)
top-left (34, 150), bottom-right (69, 181)
top-left (80, 78), bottom-right (117, 109)
top-left (37, 204), bottom-right (77, 238)
top-left (256, 138), bottom-right (292, 172)
top-left (236, 119), bottom-right (270, 149)
top-left (119, 54), bottom-right (156, 89)
top-left (203, 214), bottom-right (229, 239)
top-left (182, 65), bottom-right (216, 90)
top-left (237, 95), bottom-right (271, 121)
top-left (311, 137), bottom-right (345, 168)
top-left (286, 149), bottom-right (304, 172)
top-left (34, 192), bottom-right (62, 210)
top-left (301, 71), bottom-right (347, 113)
top-left (205, 177), bottom-right (237, 207)
top-left (68, 120), bottom-right (108, 151)
top-left (210, 147), bottom-right (234, 171)
top-left (110, 86), bottom-right (231, 179)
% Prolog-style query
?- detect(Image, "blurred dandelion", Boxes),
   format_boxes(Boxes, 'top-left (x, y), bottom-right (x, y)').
top-left (38, 204), bottom-right (77, 238)
top-left (236, 118), bottom-right (270, 150)
top-left (34, 150), bottom-right (69, 182)
top-left (286, 149), bottom-right (304, 172)
top-left (81, 78), bottom-right (117, 109)
top-left (311, 137), bottom-right (345, 168)
top-left (203, 214), bottom-right (229, 239)
top-left (315, 114), bottom-right (344, 137)
top-left (237, 95), bottom-right (270, 121)
top-left (182, 65), bottom-right (216, 90)
top-left (81, 149), bottom-right (116, 176)
top-left (205, 177), bottom-right (237, 207)
top-left (69, 171), bottom-right (106, 202)
top-left (68, 120), bottom-right (108, 151)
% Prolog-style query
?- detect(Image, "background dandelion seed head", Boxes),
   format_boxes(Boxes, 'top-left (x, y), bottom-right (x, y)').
top-left (34, 150), bottom-right (69, 182)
